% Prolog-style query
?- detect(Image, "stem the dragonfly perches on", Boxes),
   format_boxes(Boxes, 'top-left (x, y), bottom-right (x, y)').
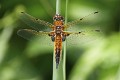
top-left (53, 0), bottom-right (67, 80)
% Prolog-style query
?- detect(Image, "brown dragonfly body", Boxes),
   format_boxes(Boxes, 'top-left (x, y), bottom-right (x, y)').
top-left (49, 14), bottom-right (69, 68)
top-left (17, 12), bottom-right (100, 69)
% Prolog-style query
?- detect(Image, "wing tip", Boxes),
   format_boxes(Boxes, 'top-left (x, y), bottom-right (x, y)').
top-left (17, 29), bottom-right (23, 35)
top-left (94, 11), bottom-right (99, 14)
top-left (17, 29), bottom-right (21, 34)
top-left (21, 12), bottom-right (24, 14)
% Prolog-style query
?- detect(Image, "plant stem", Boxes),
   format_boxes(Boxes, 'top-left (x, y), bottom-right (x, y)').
top-left (56, 0), bottom-right (61, 14)
top-left (53, 0), bottom-right (68, 80)
top-left (53, 0), bottom-right (62, 80)
top-left (65, 0), bottom-right (68, 24)
top-left (63, 0), bottom-right (68, 80)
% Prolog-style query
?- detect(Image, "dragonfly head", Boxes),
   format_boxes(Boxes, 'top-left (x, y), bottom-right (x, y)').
top-left (53, 14), bottom-right (64, 21)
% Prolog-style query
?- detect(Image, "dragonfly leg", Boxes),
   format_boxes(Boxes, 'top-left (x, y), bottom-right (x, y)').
top-left (61, 32), bottom-right (70, 41)
top-left (48, 32), bottom-right (55, 42)
top-left (51, 35), bottom-right (55, 42)
top-left (62, 35), bottom-right (66, 41)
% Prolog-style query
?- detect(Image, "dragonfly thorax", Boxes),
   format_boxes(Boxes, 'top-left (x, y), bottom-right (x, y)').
top-left (56, 26), bottom-right (61, 29)
top-left (56, 26), bottom-right (62, 30)
top-left (55, 26), bottom-right (63, 34)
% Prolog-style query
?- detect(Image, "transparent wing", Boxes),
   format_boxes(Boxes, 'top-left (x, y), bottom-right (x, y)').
top-left (64, 11), bottom-right (104, 47)
top-left (65, 28), bottom-right (103, 47)
top-left (20, 12), bottom-right (53, 31)
top-left (17, 29), bottom-right (50, 40)
top-left (65, 11), bottom-right (98, 28)
top-left (17, 29), bottom-right (53, 46)
top-left (17, 29), bottom-right (54, 56)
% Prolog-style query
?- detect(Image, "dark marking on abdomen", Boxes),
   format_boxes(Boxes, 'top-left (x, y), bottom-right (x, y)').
top-left (55, 48), bottom-right (61, 69)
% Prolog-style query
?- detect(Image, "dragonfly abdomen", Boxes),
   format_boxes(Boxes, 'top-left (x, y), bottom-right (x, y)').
top-left (54, 35), bottom-right (62, 69)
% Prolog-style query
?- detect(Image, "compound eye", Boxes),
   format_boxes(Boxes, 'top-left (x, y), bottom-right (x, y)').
top-left (60, 17), bottom-right (64, 21)
top-left (53, 17), bottom-right (56, 20)
top-left (60, 17), bottom-right (63, 20)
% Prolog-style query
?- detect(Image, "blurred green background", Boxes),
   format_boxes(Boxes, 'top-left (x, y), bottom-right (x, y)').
top-left (0, 0), bottom-right (120, 80)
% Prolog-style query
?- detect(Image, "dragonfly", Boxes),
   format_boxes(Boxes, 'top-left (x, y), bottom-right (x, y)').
top-left (17, 11), bottom-right (101, 69)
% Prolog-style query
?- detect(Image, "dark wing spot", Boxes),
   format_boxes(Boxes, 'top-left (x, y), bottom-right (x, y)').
top-left (94, 11), bottom-right (98, 14)
top-left (95, 30), bottom-right (100, 32)
top-left (36, 18), bottom-right (39, 20)
top-left (80, 18), bottom-right (83, 20)
top-left (21, 12), bottom-right (24, 13)
top-left (48, 34), bottom-right (51, 36)
top-left (67, 34), bottom-right (70, 36)
top-left (79, 32), bottom-right (81, 34)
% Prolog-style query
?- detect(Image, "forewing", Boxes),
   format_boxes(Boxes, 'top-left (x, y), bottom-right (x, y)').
top-left (65, 11), bottom-right (99, 28)
top-left (64, 11), bottom-right (104, 47)
top-left (20, 12), bottom-right (53, 31)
